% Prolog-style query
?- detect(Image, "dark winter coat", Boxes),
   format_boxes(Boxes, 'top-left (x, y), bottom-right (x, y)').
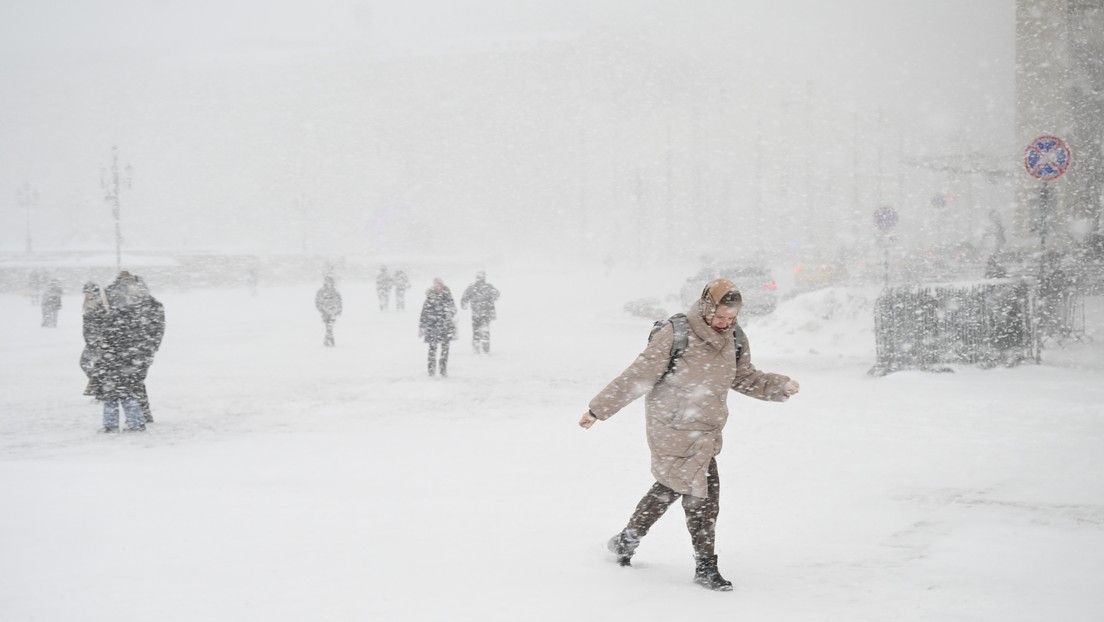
top-left (376, 269), bottom-right (392, 294)
top-left (80, 296), bottom-right (111, 383)
top-left (41, 282), bottom-right (63, 311)
top-left (461, 280), bottom-right (499, 320)
top-left (315, 284), bottom-right (343, 321)
top-left (94, 279), bottom-right (165, 401)
top-left (419, 286), bottom-right (456, 344)
top-left (392, 271), bottom-right (410, 293)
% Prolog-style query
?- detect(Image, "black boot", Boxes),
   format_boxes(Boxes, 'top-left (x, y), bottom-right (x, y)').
top-left (607, 530), bottom-right (640, 567)
top-left (693, 554), bottom-right (732, 591)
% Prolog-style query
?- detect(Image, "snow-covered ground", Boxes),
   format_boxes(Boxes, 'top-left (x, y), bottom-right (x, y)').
top-left (2, 264), bottom-right (1102, 622)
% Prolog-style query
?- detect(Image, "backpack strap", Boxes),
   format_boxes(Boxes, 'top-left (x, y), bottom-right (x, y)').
top-left (668, 313), bottom-right (690, 364)
top-left (732, 324), bottom-right (746, 363)
top-left (652, 313), bottom-right (741, 381)
top-left (654, 313), bottom-right (689, 381)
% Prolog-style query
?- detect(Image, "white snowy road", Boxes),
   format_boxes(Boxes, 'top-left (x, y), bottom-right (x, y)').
top-left (2, 266), bottom-right (1103, 621)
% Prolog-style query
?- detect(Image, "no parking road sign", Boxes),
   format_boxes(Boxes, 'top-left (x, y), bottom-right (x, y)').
top-left (873, 205), bottom-right (898, 233)
top-left (1024, 135), bottom-right (1071, 181)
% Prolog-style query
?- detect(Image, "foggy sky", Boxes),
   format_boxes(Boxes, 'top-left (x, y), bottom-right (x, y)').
top-left (0, 0), bottom-right (1016, 263)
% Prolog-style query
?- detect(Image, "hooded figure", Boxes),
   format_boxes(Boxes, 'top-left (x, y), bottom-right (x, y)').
top-left (95, 272), bottom-right (165, 431)
top-left (419, 278), bottom-right (456, 377)
top-left (579, 278), bottom-right (800, 591)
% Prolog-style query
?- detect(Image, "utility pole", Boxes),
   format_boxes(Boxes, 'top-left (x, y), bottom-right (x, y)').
top-left (101, 145), bottom-right (133, 273)
top-left (16, 183), bottom-right (38, 253)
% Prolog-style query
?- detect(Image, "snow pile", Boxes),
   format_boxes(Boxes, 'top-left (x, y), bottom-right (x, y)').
top-left (752, 286), bottom-right (880, 361)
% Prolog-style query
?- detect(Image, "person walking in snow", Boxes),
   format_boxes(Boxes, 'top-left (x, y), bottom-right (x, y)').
top-left (40, 279), bottom-right (63, 327)
top-left (376, 265), bottom-right (393, 311)
top-left (96, 272), bottom-right (165, 432)
top-left (578, 278), bottom-right (801, 591)
top-left (28, 269), bottom-right (43, 306)
top-left (460, 271), bottom-right (500, 354)
top-left (315, 276), bottom-right (343, 347)
top-left (80, 282), bottom-right (110, 396)
top-left (419, 278), bottom-right (456, 377)
top-left (392, 269), bottom-right (410, 311)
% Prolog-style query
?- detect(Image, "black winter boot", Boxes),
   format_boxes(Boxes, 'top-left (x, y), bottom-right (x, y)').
top-left (607, 530), bottom-right (640, 567)
top-left (693, 554), bottom-right (733, 591)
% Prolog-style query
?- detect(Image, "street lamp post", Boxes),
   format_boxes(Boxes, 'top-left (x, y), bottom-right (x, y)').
top-left (16, 183), bottom-right (38, 254)
top-left (101, 145), bottom-right (133, 273)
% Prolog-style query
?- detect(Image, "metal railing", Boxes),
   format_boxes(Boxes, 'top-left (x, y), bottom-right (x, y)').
top-left (871, 280), bottom-right (1040, 374)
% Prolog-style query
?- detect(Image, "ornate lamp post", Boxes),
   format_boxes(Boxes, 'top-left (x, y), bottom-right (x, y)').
top-left (101, 145), bottom-right (133, 273)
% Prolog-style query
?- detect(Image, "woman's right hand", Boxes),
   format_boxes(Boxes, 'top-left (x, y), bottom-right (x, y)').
top-left (579, 410), bottom-right (598, 429)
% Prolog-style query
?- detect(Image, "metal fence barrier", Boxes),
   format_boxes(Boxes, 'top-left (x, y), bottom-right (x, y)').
top-left (871, 280), bottom-right (1040, 375)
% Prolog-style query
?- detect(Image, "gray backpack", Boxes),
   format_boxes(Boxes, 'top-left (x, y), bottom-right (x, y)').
top-left (648, 313), bottom-right (745, 380)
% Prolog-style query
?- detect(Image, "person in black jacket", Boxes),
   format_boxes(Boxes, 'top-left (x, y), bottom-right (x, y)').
top-left (315, 276), bottom-right (343, 347)
top-left (461, 271), bottom-right (500, 354)
top-left (96, 272), bottom-right (165, 431)
top-left (418, 278), bottom-right (456, 377)
top-left (80, 282), bottom-right (110, 396)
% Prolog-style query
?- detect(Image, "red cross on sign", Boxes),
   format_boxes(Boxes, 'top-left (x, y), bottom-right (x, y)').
top-left (1024, 135), bottom-right (1072, 181)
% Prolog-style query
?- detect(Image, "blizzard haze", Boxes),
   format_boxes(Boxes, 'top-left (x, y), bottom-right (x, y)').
top-left (5, 5), bottom-right (1104, 620)
top-left (2, 267), bottom-right (1103, 621)
top-left (0, 0), bottom-right (1015, 262)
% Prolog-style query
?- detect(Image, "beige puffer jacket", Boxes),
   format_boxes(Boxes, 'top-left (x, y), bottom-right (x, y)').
top-left (589, 305), bottom-right (791, 498)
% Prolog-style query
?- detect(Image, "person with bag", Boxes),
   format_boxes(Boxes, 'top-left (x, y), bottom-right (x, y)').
top-left (578, 278), bottom-right (800, 591)
top-left (96, 272), bottom-right (165, 432)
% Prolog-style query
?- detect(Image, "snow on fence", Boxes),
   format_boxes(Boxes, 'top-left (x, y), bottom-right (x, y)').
top-left (871, 280), bottom-right (1039, 375)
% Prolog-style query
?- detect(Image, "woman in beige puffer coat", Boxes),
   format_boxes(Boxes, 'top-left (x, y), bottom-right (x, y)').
top-left (579, 278), bottom-right (800, 591)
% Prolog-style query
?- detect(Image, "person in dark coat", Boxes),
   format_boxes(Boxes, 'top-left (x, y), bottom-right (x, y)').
top-left (418, 278), bottom-right (456, 377)
top-left (97, 272), bottom-right (165, 430)
top-left (41, 279), bottom-right (63, 327)
top-left (80, 282), bottom-right (110, 396)
top-left (315, 276), bottom-right (343, 347)
top-left (392, 270), bottom-right (410, 311)
top-left (461, 271), bottom-right (500, 354)
top-left (376, 266), bottom-right (393, 311)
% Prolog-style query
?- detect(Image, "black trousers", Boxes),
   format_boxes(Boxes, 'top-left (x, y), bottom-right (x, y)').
top-left (471, 315), bottom-right (491, 352)
top-left (427, 341), bottom-right (450, 376)
top-left (624, 457), bottom-right (721, 558)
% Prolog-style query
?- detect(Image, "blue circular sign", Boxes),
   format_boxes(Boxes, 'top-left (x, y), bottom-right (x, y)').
top-left (873, 205), bottom-right (898, 232)
top-left (1024, 135), bottom-right (1071, 181)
